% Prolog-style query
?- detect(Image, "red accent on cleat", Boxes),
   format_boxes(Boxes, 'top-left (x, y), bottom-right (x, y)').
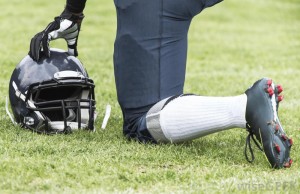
top-left (281, 134), bottom-right (287, 140)
top-left (289, 138), bottom-right (293, 146)
top-left (274, 143), bottom-right (280, 153)
top-left (284, 162), bottom-right (291, 168)
top-left (278, 95), bottom-right (284, 102)
top-left (284, 159), bottom-right (293, 168)
top-left (267, 79), bottom-right (272, 86)
top-left (277, 85), bottom-right (283, 94)
top-left (266, 87), bottom-right (274, 96)
top-left (275, 124), bottom-right (279, 132)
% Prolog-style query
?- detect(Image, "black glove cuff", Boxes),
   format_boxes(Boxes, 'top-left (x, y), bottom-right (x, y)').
top-left (60, 8), bottom-right (84, 22)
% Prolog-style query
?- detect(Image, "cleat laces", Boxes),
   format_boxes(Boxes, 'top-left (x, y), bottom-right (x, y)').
top-left (244, 123), bottom-right (264, 163)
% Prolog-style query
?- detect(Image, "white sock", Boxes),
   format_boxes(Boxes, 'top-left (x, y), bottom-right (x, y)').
top-left (146, 94), bottom-right (247, 143)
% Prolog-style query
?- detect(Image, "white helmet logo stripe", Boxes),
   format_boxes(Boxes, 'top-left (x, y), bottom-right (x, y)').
top-left (12, 81), bottom-right (26, 101)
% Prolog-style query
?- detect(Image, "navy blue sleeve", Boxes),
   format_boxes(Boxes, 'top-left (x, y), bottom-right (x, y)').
top-left (66, 0), bottom-right (87, 13)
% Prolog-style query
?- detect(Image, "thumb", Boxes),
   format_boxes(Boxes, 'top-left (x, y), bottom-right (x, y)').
top-left (67, 44), bottom-right (78, 56)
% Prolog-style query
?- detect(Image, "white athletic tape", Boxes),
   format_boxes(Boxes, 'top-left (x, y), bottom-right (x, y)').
top-left (5, 96), bottom-right (17, 126)
top-left (101, 104), bottom-right (111, 129)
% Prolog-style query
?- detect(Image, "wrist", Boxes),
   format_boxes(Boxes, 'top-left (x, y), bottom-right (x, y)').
top-left (60, 8), bottom-right (84, 21)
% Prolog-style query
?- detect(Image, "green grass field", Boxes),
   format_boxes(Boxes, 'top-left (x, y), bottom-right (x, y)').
top-left (0, 0), bottom-right (299, 193)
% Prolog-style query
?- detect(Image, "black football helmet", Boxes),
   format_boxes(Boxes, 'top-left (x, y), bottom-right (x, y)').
top-left (8, 49), bottom-right (96, 134)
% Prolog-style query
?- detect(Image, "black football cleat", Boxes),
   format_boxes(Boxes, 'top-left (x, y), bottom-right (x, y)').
top-left (244, 78), bottom-right (292, 168)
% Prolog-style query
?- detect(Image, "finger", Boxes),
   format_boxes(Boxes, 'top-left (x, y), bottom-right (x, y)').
top-left (66, 31), bottom-right (79, 57)
top-left (67, 44), bottom-right (78, 56)
top-left (29, 33), bottom-right (43, 61)
top-left (42, 33), bottom-right (51, 58)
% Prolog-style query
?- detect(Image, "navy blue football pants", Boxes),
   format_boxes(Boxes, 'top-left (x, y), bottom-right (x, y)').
top-left (113, 0), bottom-right (223, 142)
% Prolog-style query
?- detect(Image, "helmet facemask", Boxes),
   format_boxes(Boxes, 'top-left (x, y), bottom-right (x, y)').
top-left (23, 77), bottom-right (96, 134)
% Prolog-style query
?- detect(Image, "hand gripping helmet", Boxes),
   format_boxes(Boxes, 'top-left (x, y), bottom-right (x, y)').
top-left (8, 49), bottom-right (96, 134)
